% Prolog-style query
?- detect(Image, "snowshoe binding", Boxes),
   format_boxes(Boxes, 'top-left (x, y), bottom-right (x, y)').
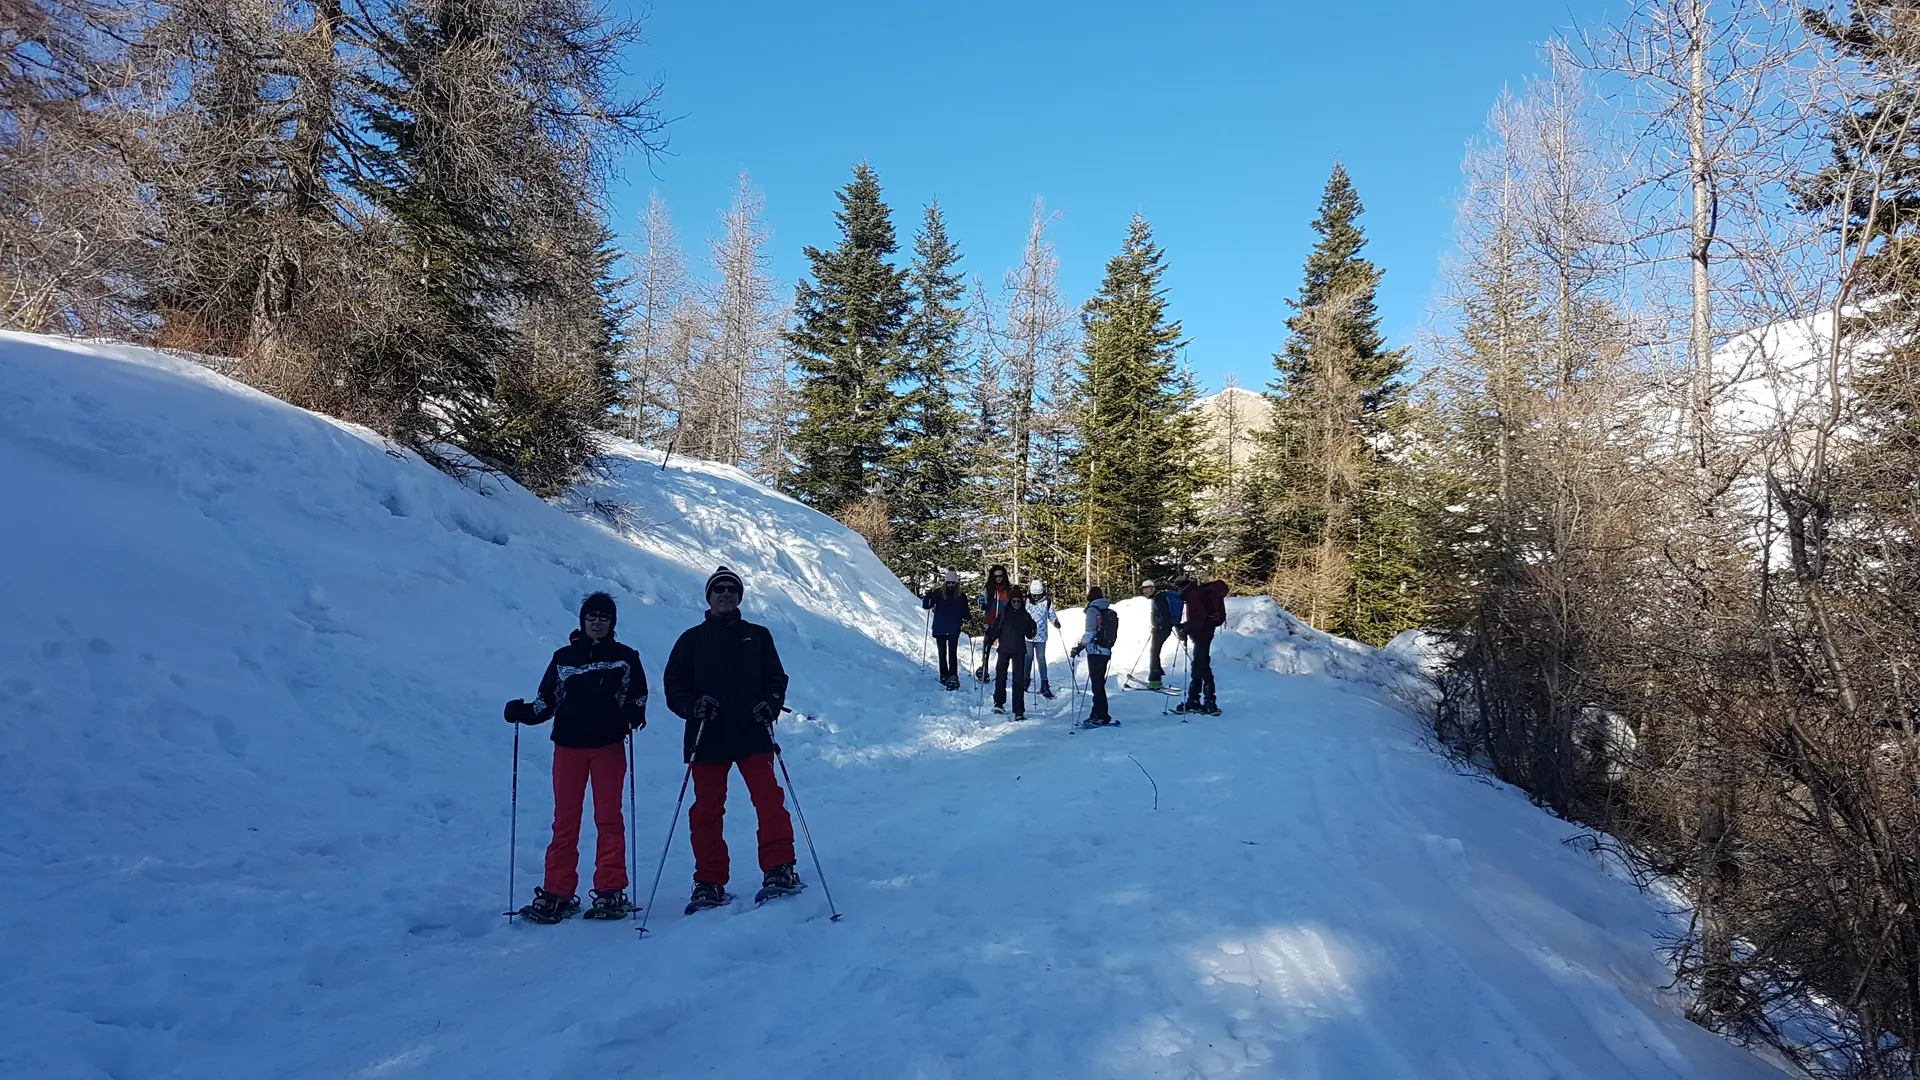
top-left (1203, 704), bottom-right (1222, 716)
top-left (1172, 701), bottom-right (1203, 715)
top-left (517, 886), bottom-right (580, 924)
top-left (1147, 679), bottom-right (1162, 691)
top-left (753, 863), bottom-right (806, 905)
top-left (685, 880), bottom-right (733, 915)
top-left (583, 887), bottom-right (633, 920)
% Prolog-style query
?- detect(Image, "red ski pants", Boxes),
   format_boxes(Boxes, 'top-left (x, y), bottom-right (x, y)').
top-left (689, 751), bottom-right (795, 886)
top-left (543, 743), bottom-right (627, 897)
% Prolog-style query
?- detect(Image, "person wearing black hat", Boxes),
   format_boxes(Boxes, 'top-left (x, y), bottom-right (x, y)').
top-left (662, 567), bottom-right (800, 911)
top-left (504, 591), bottom-right (648, 923)
top-left (992, 591), bottom-right (1039, 719)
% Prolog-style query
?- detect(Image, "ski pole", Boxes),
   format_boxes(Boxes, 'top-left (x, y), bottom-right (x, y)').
top-left (922, 608), bottom-right (931, 669)
top-left (770, 738), bottom-right (843, 922)
top-left (504, 722), bottom-right (520, 920)
top-left (638, 713), bottom-right (708, 938)
top-left (1127, 635), bottom-right (1150, 684)
top-left (627, 732), bottom-right (638, 919)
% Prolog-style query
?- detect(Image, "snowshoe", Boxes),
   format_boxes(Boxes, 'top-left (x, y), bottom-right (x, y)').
top-left (685, 881), bottom-right (733, 915)
top-left (1039, 685), bottom-right (1055, 699)
top-left (1078, 716), bottom-right (1119, 729)
top-left (1147, 679), bottom-right (1162, 691)
top-left (1203, 704), bottom-right (1222, 716)
top-left (1172, 701), bottom-right (1201, 715)
top-left (1012, 712), bottom-right (1027, 722)
top-left (992, 703), bottom-right (1005, 714)
top-left (583, 888), bottom-right (633, 920)
top-left (754, 863), bottom-right (806, 905)
top-left (517, 886), bottom-right (580, 924)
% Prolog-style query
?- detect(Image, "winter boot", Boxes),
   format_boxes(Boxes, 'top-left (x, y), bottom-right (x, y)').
top-left (1039, 683), bottom-right (1055, 699)
top-left (1012, 710), bottom-right (1027, 721)
top-left (1172, 700), bottom-right (1200, 715)
top-left (1203, 703), bottom-right (1222, 716)
top-left (518, 886), bottom-right (580, 924)
top-left (993, 703), bottom-right (1005, 715)
top-left (1078, 715), bottom-right (1118, 729)
top-left (974, 665), bottom-right (988, 682)
top-left (583, 887), bottom-right (633, 920)
top-left (754, 863), bottom-right (806, 904)
top-left (1147, 679), bottom-right (1162, 691)
top-left (685, 880), bottom-right (732, 915)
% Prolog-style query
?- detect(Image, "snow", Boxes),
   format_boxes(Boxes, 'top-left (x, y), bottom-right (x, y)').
top-left (0, 330), bottom-right (1785, 1078)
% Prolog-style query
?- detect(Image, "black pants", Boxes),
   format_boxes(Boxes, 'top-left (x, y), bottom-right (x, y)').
top-left (1148, 626), bottom-right (1171, 681)
top-left (1086, 653), bottom-right (1110, 720)
top-left (1186, 634), bottom-right (1216, 707)
top-left (994, 650), bottom-right (1028, 715)
top-left (935, 635), bottom-right (959, 682)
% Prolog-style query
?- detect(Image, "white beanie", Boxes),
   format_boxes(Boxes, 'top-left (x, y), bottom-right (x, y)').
top-left (944, 569), bottom-right (959, 584)
top-left (1028, 580), bottom-right (1046, 596)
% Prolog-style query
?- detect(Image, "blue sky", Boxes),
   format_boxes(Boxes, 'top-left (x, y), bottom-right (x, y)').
top-left (609, 1), bottom-right (1606, 394)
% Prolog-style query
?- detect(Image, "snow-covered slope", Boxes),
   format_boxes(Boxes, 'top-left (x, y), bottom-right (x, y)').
top-left (0, 332), bottom-right (1782, 1078)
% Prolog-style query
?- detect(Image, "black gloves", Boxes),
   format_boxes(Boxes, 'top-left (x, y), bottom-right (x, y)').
top-left (504, 699), bottom-right (536, 724)
top-left (752, 701), bottom-right (775, 729)
top-left (1069, 643), bottom-right (1085, 658)
top-left (693, 696), bottom-right (719, 723)
top-left (627, 706), bottom-right (647, 733)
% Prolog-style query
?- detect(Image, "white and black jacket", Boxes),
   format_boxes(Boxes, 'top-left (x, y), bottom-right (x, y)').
top-left (529, 631), bottom-right (648, 748)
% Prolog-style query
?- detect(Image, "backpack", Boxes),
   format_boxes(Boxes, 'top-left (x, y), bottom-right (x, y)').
top-left (1095, 606), bottom-right (1119, 649)
top-left (1201, 582), bottom-right (1227, 628)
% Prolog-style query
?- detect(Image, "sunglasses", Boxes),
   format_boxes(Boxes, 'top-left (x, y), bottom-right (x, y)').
top-left (710, 584), bottom-right (741, 596)
top-left (583, 612), bottom-right (612, 622)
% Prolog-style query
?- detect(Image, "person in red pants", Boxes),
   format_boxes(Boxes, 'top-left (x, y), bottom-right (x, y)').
top-left (662, 566), bottom-right (800, 912)
top-left (504, 592), bottom-right (648, 922)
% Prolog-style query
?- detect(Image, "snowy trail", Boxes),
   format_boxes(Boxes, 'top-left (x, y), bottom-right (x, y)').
top-left (0, 333), bottom-right (1783, 1078)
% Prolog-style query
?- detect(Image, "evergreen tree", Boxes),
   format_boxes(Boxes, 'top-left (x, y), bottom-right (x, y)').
top-left (1074, 213), bottom-right (1196, 592)
top-left (786, 163), bottom-right (911, 515)
top-left (1249, 163), bottom-right (1424, 643)
top-left (885, 201), bottom-right (972, 588)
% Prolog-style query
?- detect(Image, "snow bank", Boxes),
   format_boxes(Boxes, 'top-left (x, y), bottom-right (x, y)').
top-left (0, 331), bottom-right (1784, 1079)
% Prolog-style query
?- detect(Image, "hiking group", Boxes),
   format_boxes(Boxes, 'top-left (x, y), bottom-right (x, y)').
top-left (499, 562), bottom-right (1232, 925)
top-left (922, 567), bottom-right (1231, 727)
top-left (502, 567), bottom-right (806, 925)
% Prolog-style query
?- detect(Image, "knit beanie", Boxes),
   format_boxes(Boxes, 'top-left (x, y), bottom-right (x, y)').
top-left (706, 566), bottom-right (744, 599)
top-left (944, 569), bottom-right (959, 584)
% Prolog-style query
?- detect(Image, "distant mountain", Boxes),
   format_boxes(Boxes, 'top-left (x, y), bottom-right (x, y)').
top-left (1194, 385), bottom-right (1270, 474)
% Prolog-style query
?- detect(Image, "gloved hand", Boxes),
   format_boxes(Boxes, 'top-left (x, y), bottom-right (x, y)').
top-left (627, 705), bottom-right (646, 732)
top-left (693, 696), bottom-right (719, 722)
top-left (1069, 643), bottom-right (1084, 658)
top-left (752, 701), bottom-right (775, 729)
top-left (1176, 627), bottom-right (1189, 643)
top-left (504, 699), bottom-right (536, 724)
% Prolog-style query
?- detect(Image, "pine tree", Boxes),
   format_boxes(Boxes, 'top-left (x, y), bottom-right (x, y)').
top-left (1074, 213), bottom-right (1195, 592)
top-left (885, 201), bottom-right (972, 588)
top-left (1250, 163), bottom-right (1423, 643)
top-left (786, 163), bottom-right (911, 516)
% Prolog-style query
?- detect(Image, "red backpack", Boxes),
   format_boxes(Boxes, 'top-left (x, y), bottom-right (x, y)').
top-left (1187, 581), bottom-right (1228, 630)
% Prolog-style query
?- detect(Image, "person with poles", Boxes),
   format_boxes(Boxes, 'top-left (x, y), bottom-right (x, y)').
top-left (992, 590), bottom-right (1039, 719)
top-left (503, 592), bottom-right (647, 923)
top-left (974, 564), bottom-right (1013, 682)
top-left (1068, 587), bottom-right (1118, 727)
top-left (662, 567), bottom-right (802, 912)
top-left (921, 570), bottom-right (972, 691)
top-left (1173, 577), bottom-right (1230, 716)
top-left (1024, 580), bottom-right (1063, 699)
top-left (1142, 579), bottom-right (1184, 692)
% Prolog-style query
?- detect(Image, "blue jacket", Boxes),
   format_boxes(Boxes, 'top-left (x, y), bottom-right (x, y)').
top-left (922, 585), bottom-right (972, 637)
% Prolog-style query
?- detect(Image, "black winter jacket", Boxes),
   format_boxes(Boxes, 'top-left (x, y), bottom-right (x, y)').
top-left (996, 607), bottom-right (1038, 657)
top-left (529, 631), bottom-right (648, 748)
top-left (663, 610), bottom-right (789, 764)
